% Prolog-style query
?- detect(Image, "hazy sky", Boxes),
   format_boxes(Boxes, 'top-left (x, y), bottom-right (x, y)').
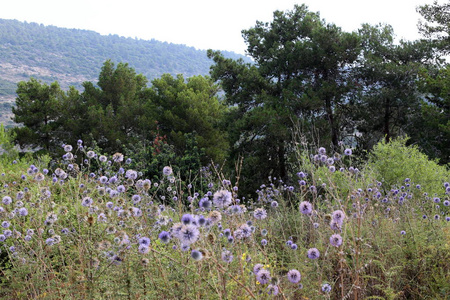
top-left (0, 0), bottom-right (437, 55)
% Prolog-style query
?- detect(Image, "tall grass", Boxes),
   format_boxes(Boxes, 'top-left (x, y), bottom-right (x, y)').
top-left (0, 139), bottom-right (448, 299)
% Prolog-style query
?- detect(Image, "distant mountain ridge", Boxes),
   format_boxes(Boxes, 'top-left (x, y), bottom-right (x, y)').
top-left (0, 18), bottom-right (249, 126)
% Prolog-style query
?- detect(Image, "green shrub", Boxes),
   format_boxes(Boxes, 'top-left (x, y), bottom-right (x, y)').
top-left (368, 137), bottom-right (449, 195)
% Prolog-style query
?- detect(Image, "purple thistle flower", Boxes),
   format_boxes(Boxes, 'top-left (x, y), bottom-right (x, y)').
top-left (299, 201), bottom-right (313, 215)
top-left (18, 207), bottom-right (28, 216)
top-left (1, 221), bottom-right (10, 228)
top-left (158, 231), bottom-right (171, 244)
top-left (138, 237), bottom-right (151, 247)
top-left (253, 263), bottom-right (264, 274)
top-left (261, 239), bottom-right (268, 246)
top-left (330, 234), bottom-right (343, 247)
top-left (213, 190), bottom-right (232, 208)
top-left (46, 238), bottom-right (55, 246)
top-left (181, 214), bottom-right (194, 225)
top-left (256, 269), bottom-right (271, 285)
top-left (344, 148), bottom-right (352, 156)
top-left (291, 243), bottom-right (298, 250)
top-left (221, 250), bottom-right (233, 263)
top-left (2, 196), bottom-right (12, 205)
top-left (179, 225), bottom-right (200, 245)
top-left (307, 248), bottom-right (320, 259)
top-left (400, 230), bottom-right (406, 235)
top-left (138, 244), bottom-right (150, 254)
top-left (81, 197), bottom-right (93, 207)
top-left (253, 208), bottom-right (267, 220)
top-left (332, 210), bottom-right (345, 224)
top-left (321, 283), bottom-right (332, 293)
top-left (267, 284), bottom-right (279, 295)
top-left (297, 172), bottom-right (306, 178)
top-left (199, 197), bottom-right (211, 209)
top-left (287, 269), bottom-right (301, 283)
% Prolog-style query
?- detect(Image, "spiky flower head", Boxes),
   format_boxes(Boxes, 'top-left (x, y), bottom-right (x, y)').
top-left (287, 269), bottom-right (301, 283)
top-left (299, 201), bottom-right (313, 215)
top-left (213, 190), bottom-right (232, 208)
top-left (330, 234), bottom-right (343, 247)
top-left (307, 248), bottom-right (320, 259)
top-left (256, 269), bottom-right (271, 285)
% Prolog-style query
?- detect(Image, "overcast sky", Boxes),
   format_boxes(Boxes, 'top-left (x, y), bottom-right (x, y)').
top-left (0, 0), bottom-right (438, 55)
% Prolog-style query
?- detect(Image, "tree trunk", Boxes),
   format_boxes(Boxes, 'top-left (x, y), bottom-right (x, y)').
top-left (384, 97), bottom-right (390, 143)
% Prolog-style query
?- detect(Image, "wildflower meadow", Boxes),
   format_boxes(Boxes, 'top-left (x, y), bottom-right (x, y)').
top-left (0, 138), bottom-right (449, 299)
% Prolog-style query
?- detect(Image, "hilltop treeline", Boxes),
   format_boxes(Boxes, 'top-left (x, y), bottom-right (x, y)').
top-left (8, 3), bottom-right (450, 196)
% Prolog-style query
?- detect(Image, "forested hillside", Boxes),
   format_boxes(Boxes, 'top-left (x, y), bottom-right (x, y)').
top-left (0, 18), bottom-right (248, 126)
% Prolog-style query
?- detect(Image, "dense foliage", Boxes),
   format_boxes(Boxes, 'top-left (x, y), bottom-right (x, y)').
top-left (5, 2), bottom-right (450, 196)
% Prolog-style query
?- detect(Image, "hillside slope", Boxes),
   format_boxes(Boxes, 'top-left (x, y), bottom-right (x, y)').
top-left (0, 19), bottom-right (248, 126)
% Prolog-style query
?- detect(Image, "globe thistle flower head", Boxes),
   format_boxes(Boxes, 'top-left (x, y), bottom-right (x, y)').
top-left (112, 153), bottom-right (124, 163)
top-left (270, 201), bottom-right (278, 208)
top-left (267, 284), bottom-right (279, 295)
top-left (261, 239), bottom-right (268, 246)
top-left (213, 190), bottom-right (232, 208)
top-left (330, 220), bottom-right (342, 231)
top-left (191, 249), bottom-right (203, 261)
top-left (344, 148), bottom-right (352, 156)
top-left (125, 170), bottom-right (138, 180)
top-left (86, 151), bottom-right (96, 159)
top-left (287, 269), bottom-right (301, 283)
top-left (318, 147), bottom-right (326, 155)
top-left (179, 224), bottom-right (200, 245)
top-left (297, 171), bottom-right (306, 178)
top-left (299, 201), bottom-right (313, 215)
top-left (81, 197), bottom-right (93, 207)
top-left (253, 208), bottom-right (267, 220)
top-left (1, 221), bottom-right (10, 228)
top-left (253, 263), bottom-right (264, 274)
top-left (330, 234), bottom-right (343, 247)
top-left (291, 243), bottom-right (298, 250)
top-left (18, 207), bottom-right (28, 216)
top-left (321, 283), bottom-right (332, 293)
top-left (46, 238), bottom-right (55, 246)
top-left (221, 249), bottom-right (233, 263)
top-left (162, 166), bottom-right (173, 176)
top-left (256, 269), bottom-right (271, 285)
top-left (64, 144), bottom-right (73, 152)
top-left (238, 223), bottom-right (252, 238)
top-left (117, 185), bottom-right (126, 193)
top-left (307, 248), bottom-right (320, 259)
top-left (158, 231), bottom-right (171, 244)
top-left (209, 210), bottom-right (222, 224)
top-left (199, 197), bottom-right (211, 209)
top-left (2, 196), bottom-right (12, 205)
top-left (181, 214), bottom-right (194, 225)
top-left (332, 210), bottom-right (345, 224)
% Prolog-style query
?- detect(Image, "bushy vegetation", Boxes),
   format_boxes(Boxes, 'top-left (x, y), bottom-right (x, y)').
top-left (0, 2), bottom-right (449, 298)
top-left (0, 137), bottom-right (448, 299)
